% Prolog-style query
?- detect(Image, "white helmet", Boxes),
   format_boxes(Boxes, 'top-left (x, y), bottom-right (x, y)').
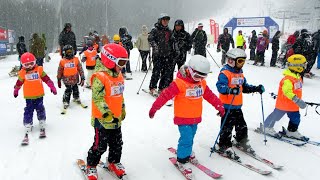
top-left (226, 48), bottom-right (247, 59)
top-left (159, 13), bottom-right (170, 20)
top-left (188, 55), bottom-right (211, 74)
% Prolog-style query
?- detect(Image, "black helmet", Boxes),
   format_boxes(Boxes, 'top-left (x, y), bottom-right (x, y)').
top-left (301, 29), bottom-right (308, 35)
top-left (119, 27), bottom-right (128, 36)
top-left (62, 45), bottom-right (74, 59)
top-left (86, 40), bottom-right (93, 47)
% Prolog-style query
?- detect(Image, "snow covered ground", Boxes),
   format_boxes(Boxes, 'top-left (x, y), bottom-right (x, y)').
top-left (0, 48), bottom-right (319, 180)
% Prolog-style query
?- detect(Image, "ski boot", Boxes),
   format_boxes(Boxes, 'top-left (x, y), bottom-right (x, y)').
top-left (264, 127), bottom-right (281, 138)
top-left (107, 162), bottom-right (126, 178)
top-left (281, 127), bottom-right (309, 141)
top-left (21, 124), bottom-right (33, 146)
top-left (63, 102), bottom-right (69, 109)
top-left (39, 120), bottom-right (46, 138)
top-left (189, 152), bottom-right (199, 164)
top-left (73, 98), bottom-right (82, 105)
top-left (175, 161), bottom-right (193, 179)
top-left (86, 166), bottom-right (98, 180)
top-left (149, 88), bottom-right (159, 97)
top-left (215, 144), bottom-right (240, 161)
top-left (233, 137), bottom-right (255, 155)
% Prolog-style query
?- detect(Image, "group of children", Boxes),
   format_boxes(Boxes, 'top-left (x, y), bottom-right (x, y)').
top-left (14, 41), bottom-right (308, 179)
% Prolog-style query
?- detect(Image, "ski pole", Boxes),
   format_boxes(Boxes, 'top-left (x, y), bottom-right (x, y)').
top-left (206, 48), bottom-right (221, 69)
top-left (136, 58), bottom-right (153, 95)
top-left (260, 94), bottom-right (267, 145)
top-left (210, 94), bottom-right (236, 157)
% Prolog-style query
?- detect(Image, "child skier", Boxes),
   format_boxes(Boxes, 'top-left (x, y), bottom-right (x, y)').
top-left (263, 54), bottom-right (308, 140)
top-left (57, 45), bottom-right (85, 109)
top-left (81, 40), bottom-right (98, 88)
top-left (149, 55), bottom-right (225, 178)
top-left (13, 52), bottom-right (57, 145)
top-left (85, 43), bottom-right (129, 180)
top-left (215, 48), bottom-right (265, 159)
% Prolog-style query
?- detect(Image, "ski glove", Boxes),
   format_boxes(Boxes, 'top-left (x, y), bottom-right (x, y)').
top-left (13, 88), bottom-right (19, 98)
top-left (121, 108), bottom-right (126, 120)
top-left (149, 108), bottom-right (157, 119)
top-left (78, 78), bottom-right (85, 87)
top-left (57, 79), bottom-right (62, 88)
top-left (292, 95), bottom-right (307, 109)
top-left (228, 87), bottom-right (240, 95)
top-left (50, 86), bottom-right (57, 95)
top-left (216, 105), bottom-right (225, 117)
top-left (256, 84), bottom-right (265, 94)
top-left (102, 111), bottom-right (114, 122)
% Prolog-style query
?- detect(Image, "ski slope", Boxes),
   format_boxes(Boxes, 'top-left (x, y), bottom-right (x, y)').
top-left (0, 48), bottom-right (319, 180)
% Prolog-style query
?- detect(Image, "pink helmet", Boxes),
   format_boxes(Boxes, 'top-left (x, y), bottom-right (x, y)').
top-left (21, 52), bottom-right (36, 69)
top-left (101, 43), bottom-right (129, 69)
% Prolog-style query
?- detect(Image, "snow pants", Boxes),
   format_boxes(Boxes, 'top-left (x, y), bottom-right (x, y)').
top-left (139, 50), bottom-right (150, 71)
top-left (121, 50), bottom-right (131, 74)
top-left (218, 109), bottom-right (248, 148)
top-left (86, 69), bottom-right (94, 87)
top-left (149, 55), bottom-right (174, 91)
top-left (221, 50), bottom-right (227, 65)
top-left (63, 84), bottom-right (79, 103)
top-left (249, 48), bottom-right (256, 60)
top-left (177, 124), bottom-right (198, 163)
top-left (23, 97), bottom-right (46, 126)
top-left (264, 108), bottom-right (301, 132)
top-left (270, 50), bottom-right (278, 66)
top-left (174, 52), bottom-right (187, 70)
top-left (87, 127), bottom-right (123, 166)
top-left (194, 47), bottom-right (206, 57)
top-left (36, 58), bottom-right (44, 66)
top-left (317, 53), bottom-right (320, 69)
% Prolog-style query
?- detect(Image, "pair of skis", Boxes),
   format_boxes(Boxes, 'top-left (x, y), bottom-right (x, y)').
top-left (61, 101), bottom-right (88, 115)
top-left (76, 159), bottom-right (127, 180)
top-left (21, 128), bottom-right (46, 146)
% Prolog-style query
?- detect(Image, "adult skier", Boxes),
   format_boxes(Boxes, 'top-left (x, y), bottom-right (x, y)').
top-left (191, 23), bottom-right (207, 57)
top-left (217, 28), bottom-right (235, 65)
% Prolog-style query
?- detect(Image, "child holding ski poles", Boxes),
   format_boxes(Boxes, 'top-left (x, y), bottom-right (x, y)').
top-left (262, 54), bottom-right (308, 140)
top-left (13, 52), bottom-right (57, 145)
top-left (215, 48), bottom-right (265, 159)
top-left (84, 44), bottom-right (129, 180)
top-left (149, 55), bottom-right (225, 178)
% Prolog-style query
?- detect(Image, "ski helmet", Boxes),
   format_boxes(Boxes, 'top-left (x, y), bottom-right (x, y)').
top-left (86, 40), bottom-right (93, 47)
top-left (226, 48), bottom-right (247, 69)
top-left (21, 52), bottom-right (36, 69)
top-left (187, 55), bottom-right (210, 81)
top-left (62, 45), bottom-right (74, 59)
top-left (100, 43), bottom-right (129, 69)
top-left (113, 34), bottom-right (120, 42)
top-left (287, 54), bottom-right (306, 73)
top-left (198, 23), bottom-right (203, 27)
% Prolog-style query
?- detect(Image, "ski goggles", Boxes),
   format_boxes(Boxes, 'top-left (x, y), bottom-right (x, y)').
top-left (65, 49), bottom-right (73, 55)
top-left (188, 67), bottom-right (207, 81)
top-left (236, 58), bottom-right (246, 65)
top-left (22, 61), bottom-right (36, 69)
top-left (102, 49), bottom-right (129, 68)
top-left (287, 62), bottom-right (307, 69)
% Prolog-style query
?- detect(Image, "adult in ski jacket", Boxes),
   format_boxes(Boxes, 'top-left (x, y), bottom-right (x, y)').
top-left (270, 31), bottom-right (281, 67)
top-left (217, 28), bottom-right (235, 65)
top-left (249, 30), bottom-right (257, 60)
top-left (58, 23), bottom-right (77, 56)
top-left (191, 23), bottom-right (207, 57)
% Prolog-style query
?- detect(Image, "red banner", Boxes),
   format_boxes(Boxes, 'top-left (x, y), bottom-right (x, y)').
top-left (0, 28), bottom-right (7, 41)
top-left (210, 19), bottom-right (215, 35)
top-left (214, 23), bottom-right (219, 44)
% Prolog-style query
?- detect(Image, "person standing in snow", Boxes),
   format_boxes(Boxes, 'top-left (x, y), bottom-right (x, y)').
top-left (81, 40), bottom-right (98, 88)
top-left (253, 31), bottom-right (269, 66)
top-left (136, 25), bottom-right (151, 72)
top-left (148, 13), bottom-right (174, 96)
top-left (215, 48), bottom-right (265, 159)
top-left (149, 55), bottom-right (225, 178)
top-left (217, 28), bottom-right (235, 65)
top-left (59, 23), bottom-right (77, 56)
top-left (119, 27), bottom-right (133, 79)
top-left (191, 23), bottom-right (207, 57)
top-left (57, 45), bottom-right (85, 109)
top-left (17, 36), bottom-right (28, 60)
top-left (249, 30), bottom-right (257, 60)
top-left (236, 30), bottom-right (245, 49)
top-left (85, 44), bottom-right (129, 180)
top-left (172, 19), bottom-right (192, 70)
top-left (13, 52), bottom-right (57, 144)
top-left (313, 29), bottom-right (320, 69)
top-left (270, 31), bottom-right (281, 67)
top-left (29, 33), bottom-right (45, 66)
top-left (263, 54), bottom-right (308, 140)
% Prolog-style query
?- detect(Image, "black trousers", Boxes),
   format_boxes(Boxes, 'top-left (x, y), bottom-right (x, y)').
top-left (305, 53), bottom-right (317, 73)
top-left (194, 47), bottom-right (206, 57)
top-left (63, 84), bottom-right (79, 103)
top-left (249, 48), bottom-right (256, 60)
top-left (87, 127), bottom-right (123, 166)
top-left (174, 52), bottom-right (187, 70)
top-left (122, 50), bottom-right (131, 73)
top-left (221, 50), bottom-right (227, 65)
top-left (149, 55), bottom-right (174, 91)
top-left (218, 109), bottom-right (248, 148)
top-left (139, 50), bottom-right (150, 71)
top-left (270, 50), bottom-right (278, 66)
top-left (255, 51), bottom-right (265, 64)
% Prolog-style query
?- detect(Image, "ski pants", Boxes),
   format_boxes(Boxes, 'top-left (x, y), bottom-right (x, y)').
top-left (86, 69), bottom-right (94, 87)
top-left (177, 124), bottom-right (198, 163)
top-left (305, 53), bottom-right (317, 73)
top-left (194, 47), bottom-right (206, 57)
top-left (87, 127), bottom-right (123, 166)
top-left (139, 50), bottom-right (150, 71)
top-left (317, 53), bottom-right (320, 69)
top-left (36, 58), bottom-right (44, 66)
top-left (175, 52), bottom-right (187, 70)
top-left (23, 97), bottom-right (46, 126)
top-left (264, 108), bottom-right (301, 132)
top-left (270, 50), bottom-right (278, 66)
top-left (255, 51), bottom-right (265, 64)
top-left (249, 48), bottom-right (256, 60)
top-left (63, 84), bottom-right (79, 103)
top-left (149, 55), bottom-right (174, 91)
top-left (221, 50), bottom-right (227, 65)
top-left (121, 50), bottom-right (131, 74)
top-left (218, 109), bottom-right (248, 148)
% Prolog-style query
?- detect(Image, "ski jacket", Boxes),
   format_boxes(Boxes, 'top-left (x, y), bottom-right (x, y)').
top-left (59, 29), bottom-right (77, 54)
top-left (83, 49), bottom-right (97, 68)
top-left (272, 31), bottom-right (281, 51)
top-left (312, 31), bottom-right (320, 53)
top-left (236, 34), bottom-right (245, 47)
top-left (148, 22), bottom-right (173, 56)
top-left (216, 65), bottom-right (258, 109)
top-left (256, 36), bottom-right (268, 52)
top-left (217, 33), bottom-right (234, 51)
top-left (57, 57), bottom-right (84, 85)
top-left (287, 34), bottom-right (297, 45)
top-left (17, 36), bottom-right (28, 57)
top-left (29, 33), bottom-right (45, 58)
top-left (136, 32), bottom-right (150, 51)
top-left (191, 28), bottom-right (207, 50)
top-left (292, 35), bottom-right (315, 56)
top-left (275, 69), bottom-right (302, 111)
top-left (150, 71), bottom-right (223, 125)
top-left (172, 28), bottom-right (192, 56)
top-left (249, 33), bottom-right (257, 49)
top-left (16, 66), bottom-right (54, 99)
top-left (90, 59), bottom-right (126, 129)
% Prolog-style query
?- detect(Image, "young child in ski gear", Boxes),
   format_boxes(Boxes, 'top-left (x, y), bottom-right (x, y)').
top-left (263, 54), bottom-right (308, 140)
top-left (13, 52), bottom-right (57, 139)
top-left (81, 40), bottom-right (98, 88)
top-left (113, 34), bottom-right (122, 45)
top-left (149, 55), bottom-right (225, 177)
top-left (57, 45), bottom-right (85, 108)
top-left (216, 48), bottom-right (265, 158)
top-left (254, 31), bottom-right (269, 66)
top-left (85, 43), bottom-right (129, 180)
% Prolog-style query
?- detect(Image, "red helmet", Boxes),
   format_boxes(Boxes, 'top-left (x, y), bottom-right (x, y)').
top-left (21, 52), bottom-right (36, 69)
top-left (101, 43), bottom-right (129, 69)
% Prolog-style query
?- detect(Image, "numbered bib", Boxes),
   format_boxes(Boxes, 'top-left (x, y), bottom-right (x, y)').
top-left (294, 81), bottom-right (302, 90)
top-left (111, 83), bottom-right (125, 96)
top-left (25, 72), bottom-right (39, 81)
top-left (186, 86), bottom-right (203, 98)
top-left (231, 77), bottom-right (244, 85)
top-left (64, 62), bottom-right (75, 68)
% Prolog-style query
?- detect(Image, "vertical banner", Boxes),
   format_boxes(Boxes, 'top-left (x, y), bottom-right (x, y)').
top-left (0, 28), bottom-right (7, 41)
top-left (210, 19), bottom-right (215, 35)
top-left (214, 23), bottom-right (219, 44)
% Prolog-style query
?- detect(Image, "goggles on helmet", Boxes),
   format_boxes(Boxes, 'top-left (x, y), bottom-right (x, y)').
top-left (102, 49), bottom-right (129, 68)
top-left (65, 49), bottom-right (73, 55)
top-left (287, 62), bottom-right (307, 69)
top-left (236, 58), bottom-right (246, 65)
top-left (22, 61), bottom-right (36, 69)
top-left (188, 67), bottom-right (207, 81)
